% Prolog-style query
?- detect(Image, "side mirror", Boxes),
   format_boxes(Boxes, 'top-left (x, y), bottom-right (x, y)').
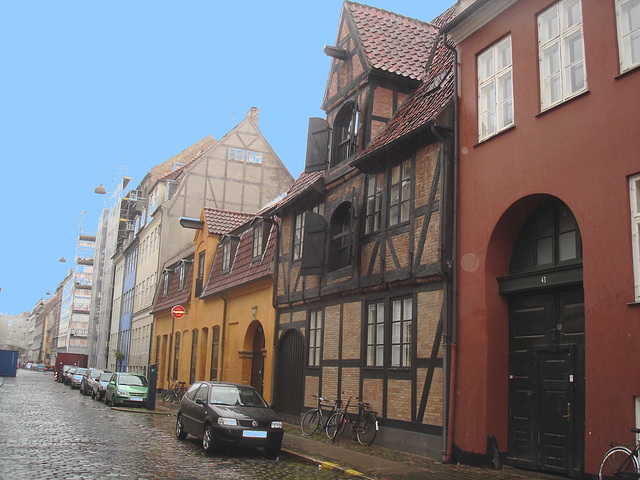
top-left (195, 398), bottom-right (204, 405)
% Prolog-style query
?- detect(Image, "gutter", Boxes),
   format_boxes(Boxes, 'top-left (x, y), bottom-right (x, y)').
top-left (441, 30), bottom-right (459, 465)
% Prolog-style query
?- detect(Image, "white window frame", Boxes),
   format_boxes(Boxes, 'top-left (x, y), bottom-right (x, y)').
top-left (629, 174), bottom-right (640, 300)
top-left (478, 35), bottom-right (514, 141)
top-left (308, 310), bottom-right (322, 367)
top-left (228, 148), bottom-right (245, 161)
top-left (246, 151), bottom-right (263, 164)
top-left (538, 0), bottom-right (587, 111)
top-left (616, 0), bottom-right (640, 73)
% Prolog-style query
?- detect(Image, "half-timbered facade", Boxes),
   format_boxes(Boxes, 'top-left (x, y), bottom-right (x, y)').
top-left (272, 2), bottom-right (456, 457)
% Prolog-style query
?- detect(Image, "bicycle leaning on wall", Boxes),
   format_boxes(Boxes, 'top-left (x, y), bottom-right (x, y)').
top-left (598, 427), bottom-right (640, 479)
top-left (326, 395), bottom-right (379, 446)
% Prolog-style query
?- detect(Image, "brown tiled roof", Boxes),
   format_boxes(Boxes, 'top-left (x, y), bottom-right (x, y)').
top-left (152, 255), bottom-right (194, 314)
top-left (201, 221), bottom-right (277, 297)
top-left (347, 2), bottom-right (439, 81)
top-left (203, 208), bottom-right (255, 235)
top-left (267, 170), bottom-right (324, 214)
top-left (357, 6), bottom-right (457, 159)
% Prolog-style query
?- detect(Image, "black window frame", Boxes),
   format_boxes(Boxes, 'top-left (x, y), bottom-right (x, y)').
top-left (365, 172), bottom-right (384, 235)
top-left (331, 102), bottom-right (358, 168)
top-left (328, 202), bottom-right (353, 272)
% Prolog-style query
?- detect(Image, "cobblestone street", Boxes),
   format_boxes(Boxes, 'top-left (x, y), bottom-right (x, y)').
top-left (0, 370), bottom-right (343, 480)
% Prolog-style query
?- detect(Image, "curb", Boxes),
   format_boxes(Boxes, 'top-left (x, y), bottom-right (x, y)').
top-left (281, 447), bottom-right (376, 479)
top-left (110, 406), bottom-right (176, 415)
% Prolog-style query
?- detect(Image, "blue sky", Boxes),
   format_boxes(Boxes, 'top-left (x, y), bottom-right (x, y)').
top-left (0, 0), bottom-right (455, 315)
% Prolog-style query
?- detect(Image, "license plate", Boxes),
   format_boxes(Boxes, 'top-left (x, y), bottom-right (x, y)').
top-left (243, 430), bottom-right (267, 438)
top-left (130, 397), bottom-right (143, 401)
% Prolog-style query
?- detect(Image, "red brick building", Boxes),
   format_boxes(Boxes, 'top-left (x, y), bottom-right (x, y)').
top-left (440, 0), bottom-right (640, 476)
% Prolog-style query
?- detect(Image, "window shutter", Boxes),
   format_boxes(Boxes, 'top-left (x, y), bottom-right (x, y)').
top-left (305, 117), bottom-right (329, 173)
top-left (300, 212), bottom-right (326, 276)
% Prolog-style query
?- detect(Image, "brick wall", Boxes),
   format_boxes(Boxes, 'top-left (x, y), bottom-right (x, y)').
top-left (324, 304), bottom-right (341, 360)
top-left (342, 302), bottom-right (361, 360)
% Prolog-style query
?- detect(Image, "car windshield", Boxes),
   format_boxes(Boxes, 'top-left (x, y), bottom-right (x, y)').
top-left (118, 375), bottom-right (147, 387)
top-left (209, 386), bottom-right (267, 408)
top-left (75, 368), bottom-right (87, 376)
top-left (90, 371), bottom-right (103, 379)
top-left (99, 373), bottom-right (111, 382)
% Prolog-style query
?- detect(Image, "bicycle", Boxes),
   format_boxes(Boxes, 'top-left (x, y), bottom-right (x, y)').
top-left (162, 379), bottom-right (187, 404)
top-left (300, 394), bottom-right (344, 438)
top-left (599, 427), bottom-right (640, 479)
top-left (327, 396), bottom-right (379, 446)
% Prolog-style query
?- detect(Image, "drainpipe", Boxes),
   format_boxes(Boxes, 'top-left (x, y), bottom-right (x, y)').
top-left (441, 30), bottom-right (459, 464)
top-left (219, 292), bottom-right (228, 381)
top-left (270, 216), bottom-right (280, 406)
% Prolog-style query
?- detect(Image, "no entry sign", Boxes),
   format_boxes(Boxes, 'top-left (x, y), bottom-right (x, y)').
top-left (171, 305), bottom-right (186, 319)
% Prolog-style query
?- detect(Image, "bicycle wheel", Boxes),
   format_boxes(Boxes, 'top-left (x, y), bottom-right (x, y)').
top-left (599, 446), bottom-right (639, 480)
top-left (162, 389), bottom-right (173, 403)
top-left (356, 413), bottom-right (378, 446)
top-left (301, 409), bottom-right (321, 435)
top-left (326, 412), bottom-right (347, 441)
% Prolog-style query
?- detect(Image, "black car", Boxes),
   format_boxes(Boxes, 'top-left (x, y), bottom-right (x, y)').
top-left (176, 381), bottom-right (283, 457)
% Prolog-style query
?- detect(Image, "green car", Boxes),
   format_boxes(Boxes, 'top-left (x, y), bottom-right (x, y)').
top-left (104, 372), bottom-right (148, 407)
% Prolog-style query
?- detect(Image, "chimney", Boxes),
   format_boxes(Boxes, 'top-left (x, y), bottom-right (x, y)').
top-left (247, 107), bottom-right (259, 128)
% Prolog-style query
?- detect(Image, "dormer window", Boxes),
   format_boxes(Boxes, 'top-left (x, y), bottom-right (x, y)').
top-left (252, 224), bottom-right (264, 259)
top-left (221, 241), bottom-right (231, 273)
top-left (178, 263), bottom-right (185, 291)
top-left (331, 102), bottom-right (358, 167)
top-left (162, 271), bottom-right (170, 297)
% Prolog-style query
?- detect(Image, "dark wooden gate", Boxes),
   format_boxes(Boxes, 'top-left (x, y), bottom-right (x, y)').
top-left (274, 329), bottom-right (305, 423)
top-left (508, 289), bottom-right (584, 476)
top-left (250, 326), bottom-right (265, 396)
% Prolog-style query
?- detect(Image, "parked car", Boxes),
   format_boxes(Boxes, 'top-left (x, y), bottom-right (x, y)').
top-left (63, 366), bottom-right (78, 385)
top-left (44, 365), bottom-right (55, 372)
top-left (175, 381), bottom-right (283, 457)
top-left (92, 371), bottom-right (112, 401)
top-left (104, 373), bottom-right (148, 407)
top-left (80, 368), bottom-right (108, 396)
top-left (69, 368), bottom-right (87, 389)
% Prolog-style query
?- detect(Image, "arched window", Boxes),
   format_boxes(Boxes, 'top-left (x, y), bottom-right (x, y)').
top-left (329, 203), bottom-right (352, 271)
top-left (331, 102), bottom-right (357, 167)
top-left (510, 200), bottom-right (582, 273)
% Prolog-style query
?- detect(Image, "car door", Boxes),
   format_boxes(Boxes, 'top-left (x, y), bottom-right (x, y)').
top-left (181, 383), bottom-right (203, 433)
top-left (190, 384), bottom-right (210, 434)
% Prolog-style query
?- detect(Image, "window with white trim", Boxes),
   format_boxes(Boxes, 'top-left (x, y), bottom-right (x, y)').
top-left (228, 148), bottom-right (245, 161)
top-left (246, 151), bottom-right (263, 164)
top-left (616, 0), bottom-right (640, 73)
top-left (308, 310), bottom-right (322, 367)
top-left (366, 301), bottom-right (385, 367)
top-left (391, 298), bottom-right (412, 367)
top-left (221, 241), bottom-right (231, 272)
top-left (478, 35), bottom-right (513, 141)
top-left (538, 0), bottom-right (587, 110)
top-left (629, 174), bottom-right (640, 300)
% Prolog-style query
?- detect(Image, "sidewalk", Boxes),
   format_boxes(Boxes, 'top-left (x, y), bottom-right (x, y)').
top-left (150, 400), bottom-right (562, 480)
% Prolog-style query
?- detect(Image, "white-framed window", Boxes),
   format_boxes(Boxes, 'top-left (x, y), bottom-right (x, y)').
top-left (228, 148), bottom-right (245, 161)
top-left (366, 301), bottom-right (385, 367)
top-left (292, 212), bottom-right (305, 261)
top-left (221, 242), bottom-right (231, 272)
top-left (616, 0), bottom-right (640, 73)
top-left (538, 0), bottom-right (587, 110)
top-left (389, 159), bottom-right (411, 226)
top-left (246, 151), bottom-right (263, 164)
top-left (629, 174), bottom-right (640, 300)
top-left (391, 298), bottom-right (412, 367)
top-left (308, 310), bottom-right (322, 367)
top-left (252, 225), bottom-right (263, 259)
top-left (478, 35), bottom-right (513, 141)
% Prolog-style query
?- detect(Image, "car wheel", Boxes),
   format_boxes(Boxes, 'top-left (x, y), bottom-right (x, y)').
top-left (202, 425), bottom-right (215, 453)
top-left (105, 394), bottom-right (111, 406)
top-left (175, 415), bottom-right (187, 440)
top-left (91, 389), bottom-right (96, 400)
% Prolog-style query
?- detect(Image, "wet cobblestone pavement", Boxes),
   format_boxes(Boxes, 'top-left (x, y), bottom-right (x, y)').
top-left (0, 370), bottom-right (344, 480)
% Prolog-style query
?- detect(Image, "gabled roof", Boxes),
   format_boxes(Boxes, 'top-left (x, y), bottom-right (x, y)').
top-left (203, 208), bottom-right (255, 235)
top-left (201, 220), bottom-right (277, 297)
top-left (355, 5), bottom-right (457, 162)
top-left (151, 254), bottom-right (194, 314)
top-left (346, 2), bottom-right (439, 81)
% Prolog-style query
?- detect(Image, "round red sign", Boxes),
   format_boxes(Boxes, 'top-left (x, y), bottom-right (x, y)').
top-left (171, 305), bottom-right (186, 319)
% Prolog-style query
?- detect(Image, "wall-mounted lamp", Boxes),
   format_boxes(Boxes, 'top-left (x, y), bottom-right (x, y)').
top-left (94, 184), bottom-right (107, 194)
top-left (59, 257), bottom-right (67, 263)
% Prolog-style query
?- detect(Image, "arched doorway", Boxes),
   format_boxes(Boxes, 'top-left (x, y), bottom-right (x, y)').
top-left (274, 329), bottom-right (305, 423)
top-left (498, 199), bottom-right (584, 476)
